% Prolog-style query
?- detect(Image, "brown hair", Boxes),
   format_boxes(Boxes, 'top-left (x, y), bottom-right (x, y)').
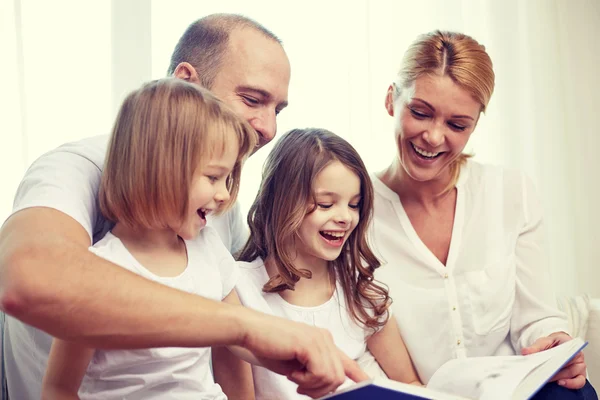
top-left (394, 30), bottom-right (495, 190)
top-left (238, 128), bottom-right (391, 332)
top-left (167, 14), bottom-right (282, 89)
top-left (100, 78), bottom-right (257, 231)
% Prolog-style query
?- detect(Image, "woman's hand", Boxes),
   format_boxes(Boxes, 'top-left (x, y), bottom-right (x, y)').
top-left (521, 331), bottom-right (587, 389)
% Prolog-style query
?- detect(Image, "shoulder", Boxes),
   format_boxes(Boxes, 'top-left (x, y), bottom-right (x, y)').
top-left (88, 232), bottom-right (129, 267)
top-left (187, 226), bottom-right (230, 259)
top-left (235, 258), bottom-right (270, 306)
top-left (207, 203), bottom-right (242, 226)
top-left (237, 258), bottom-right (267, 285)
top-left (12, 135), bottom-right (112, 241)
top-left (370, 172), bottom-right (395, 202)
top-left (462, 160), bottom-right (539, 226)
top-left (462, 160), bottom-right (528, 198)
top-left (37, 135), bottom-right (109, 170)
top-left (205, 202), bottom-right (246, 250)
top-left (16, 134), bottom-right (110, 205)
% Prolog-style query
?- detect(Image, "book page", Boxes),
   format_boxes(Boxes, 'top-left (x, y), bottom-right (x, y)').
top-left (427, 350), bottom-right (555, 400)
top-left (515, 339), bottom-right (587, 398)
top-left (426, 339), bottom-right (585, 400)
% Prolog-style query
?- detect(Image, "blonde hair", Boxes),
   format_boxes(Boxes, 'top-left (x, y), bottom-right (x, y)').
top-left (394, 30), bottom-right (495, 190)
top-left (100, 78), bottom-right (257, 230)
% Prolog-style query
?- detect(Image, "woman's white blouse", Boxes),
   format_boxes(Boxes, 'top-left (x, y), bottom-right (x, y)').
top-left (369, 161), bottom-right (569, 383)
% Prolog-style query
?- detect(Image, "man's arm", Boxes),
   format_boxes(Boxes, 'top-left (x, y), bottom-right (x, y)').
top-left (0, 207), bottom-right (247, 348)
top-left (0, 207), bottom-right (298, 349)
top-left (0, 208), bottom-right (367, 397)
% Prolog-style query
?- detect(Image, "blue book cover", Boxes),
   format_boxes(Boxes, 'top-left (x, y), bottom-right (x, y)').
top-left (319, 379), bottom-right (467, 400)
top-left (321, 338), bottom-right (587, 400)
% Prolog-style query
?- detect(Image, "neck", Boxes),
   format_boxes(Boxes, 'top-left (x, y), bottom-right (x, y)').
top-left (265, 249), bottom-right (334, 307)
top-left (379, 157), bottom-right (453, 207)
top-left (112, 223), bottom-right (181, 251)
top-left (292, 252), bottom-right (331, 291)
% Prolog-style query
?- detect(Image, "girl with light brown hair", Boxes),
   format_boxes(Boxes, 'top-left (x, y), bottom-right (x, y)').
top-left (368, 30), bottom-right (596, 399)
top-left (41, 78), bottom-right (260, 399)
top-left (221, 128), bottom-right (422, 399)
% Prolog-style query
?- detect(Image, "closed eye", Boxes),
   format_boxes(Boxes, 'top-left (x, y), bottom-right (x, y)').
top-left (349, 204), bottom-right (360, 210)
top-left (317, 204), bottom-right (333, 209)
top-left (448, 122), bottom-right (467, 131)
top-left (206, 176), bottom-right (218, 183)
top-left (242, 95), bottom-right (260, 106)
top-left (409, 107), bottom-right (429, 119)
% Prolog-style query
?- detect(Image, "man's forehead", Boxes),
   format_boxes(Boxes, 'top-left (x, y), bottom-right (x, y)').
top-left (227, 27), bottom-right (278, 56)
top-left (221, 28), bottom-right (290, 102)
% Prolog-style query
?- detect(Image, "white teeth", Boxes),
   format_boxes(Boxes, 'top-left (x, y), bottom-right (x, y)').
top-left (413, 144), bottom-right (440, 158)
top-left (322, 231), bottom-right (344, 238)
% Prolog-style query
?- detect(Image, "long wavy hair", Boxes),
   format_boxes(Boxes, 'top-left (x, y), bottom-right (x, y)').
top-left (238, 128), bottom-right (391, 332)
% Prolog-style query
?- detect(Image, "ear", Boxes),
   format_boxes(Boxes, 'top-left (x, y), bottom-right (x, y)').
top-left (172, 62), bottom-right (201, 85)
top-left (385, 85), bottom-right (395, 116)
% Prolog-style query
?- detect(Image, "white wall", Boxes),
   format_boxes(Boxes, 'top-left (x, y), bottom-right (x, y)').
top-left (2, 0), bottom-right (598, 296)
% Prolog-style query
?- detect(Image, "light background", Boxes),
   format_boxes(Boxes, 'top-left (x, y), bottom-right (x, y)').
top-left (1, 0), bottom-right (598, 296)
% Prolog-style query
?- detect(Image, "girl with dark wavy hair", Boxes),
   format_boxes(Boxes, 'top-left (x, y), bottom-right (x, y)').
top-left (221, 128), bottom-right (421, 399)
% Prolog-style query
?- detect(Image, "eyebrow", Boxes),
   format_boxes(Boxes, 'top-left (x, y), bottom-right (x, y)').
top-left (315, 191), bottom-right (362, 199)
top-left (204, 165), bottom-right (231, 174)
top-left (237, 85), bottom-right (289, 109)
top-left (413, 98), bottom-right (474, 120)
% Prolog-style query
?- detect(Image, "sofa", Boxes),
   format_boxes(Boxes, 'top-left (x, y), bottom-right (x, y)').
top-left (557, 295), bottom-right (600, 387)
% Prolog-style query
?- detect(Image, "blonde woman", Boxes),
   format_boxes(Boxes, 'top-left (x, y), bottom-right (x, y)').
top-left (369, 31), bottom-right (597, 399)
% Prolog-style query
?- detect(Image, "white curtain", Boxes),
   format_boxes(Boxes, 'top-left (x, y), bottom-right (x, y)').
top-left (2, 0), bottom-right (598, 297)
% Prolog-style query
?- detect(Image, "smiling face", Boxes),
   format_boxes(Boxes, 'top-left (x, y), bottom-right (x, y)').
top-left (209, 28), bottom-right (291, 151)
top-left (385, 74), bottom-right (481, 185)
top-left (175, 141), bottom-right (239, 240)
top-left (295, 160), bottom-right (361, 264)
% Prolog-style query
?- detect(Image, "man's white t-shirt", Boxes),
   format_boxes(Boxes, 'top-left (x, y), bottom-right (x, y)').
top-left (235, 258), bottom-right (383, 400)
top-left (79, 228), bottom-right (235, 399)
top-left (366, 161), bottom-right (569, 383)
top-left (3, 135), bottom-right (249, 400)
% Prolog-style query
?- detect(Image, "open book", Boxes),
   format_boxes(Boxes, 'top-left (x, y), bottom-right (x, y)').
top-left (320, 338), bottom-right (587, 400)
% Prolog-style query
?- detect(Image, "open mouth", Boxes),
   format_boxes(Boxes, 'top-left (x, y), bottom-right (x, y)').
top-left (197, 209), bottom-right (207, 220)
top-left (319, 230), bottom-right (345, 246)
top-left (411, 142), bottom-right (443, 160)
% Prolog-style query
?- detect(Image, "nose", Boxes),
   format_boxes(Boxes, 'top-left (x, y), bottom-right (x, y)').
top-left (422, 121), bottom-right (445, 148)
top-left (249, 109), bottom-right (276, 146)
top-left (214, 180), bottom-right (231, 205)
top-left (335, 207), bottom-right (352, 226)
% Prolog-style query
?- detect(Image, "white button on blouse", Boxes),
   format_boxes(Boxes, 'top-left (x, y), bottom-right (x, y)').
top-left (369, 161), bottom-right (569, 383)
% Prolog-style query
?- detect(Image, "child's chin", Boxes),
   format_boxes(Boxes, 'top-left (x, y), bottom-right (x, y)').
top-left (321, 251), bottom-right (343, 262)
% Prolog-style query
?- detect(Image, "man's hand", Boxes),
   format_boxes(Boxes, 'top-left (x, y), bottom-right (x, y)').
top-left (238, 310), bottom-right (368, 398)
top-left (522, 331), bottom-right (586, 389)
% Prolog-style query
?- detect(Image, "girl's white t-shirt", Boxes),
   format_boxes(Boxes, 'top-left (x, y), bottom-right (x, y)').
top-left (4, 135), bottom-right (250, 400)
top-left (235, 258), bottom-right (382, 400)
top-left (79, 227), bottom-right (239, 400)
